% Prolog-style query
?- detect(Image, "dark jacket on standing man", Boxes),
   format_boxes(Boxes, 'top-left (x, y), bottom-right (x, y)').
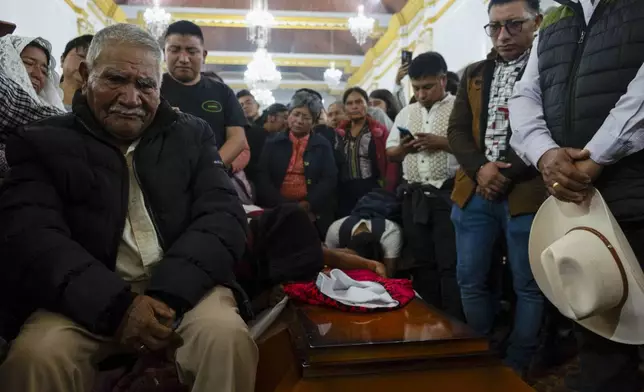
top-left (0, 95), bottom-right (248, 341)
top-left (448, 51), bottom-right (546, 216)
top-left (537, 0), bottom-right (644, 221)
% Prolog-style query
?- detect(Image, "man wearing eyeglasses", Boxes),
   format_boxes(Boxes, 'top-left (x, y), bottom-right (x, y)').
top-left (447, 0), bottom-right (544, 377)
top-left (509, 1), bottom-right (644, 391)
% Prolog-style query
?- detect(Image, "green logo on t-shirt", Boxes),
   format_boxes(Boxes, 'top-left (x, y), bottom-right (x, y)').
top-left (201, 100), bottom-right (222, 113)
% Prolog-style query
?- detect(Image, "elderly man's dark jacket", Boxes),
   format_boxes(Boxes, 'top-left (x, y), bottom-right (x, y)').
top-left (0, 95), bottom-right (248, 340)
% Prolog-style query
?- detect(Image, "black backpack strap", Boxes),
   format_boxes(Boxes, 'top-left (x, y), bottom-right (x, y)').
top-left (370, 218), bottom-right (387, 244)
top-left (338, 215), bottom-right (361, 248)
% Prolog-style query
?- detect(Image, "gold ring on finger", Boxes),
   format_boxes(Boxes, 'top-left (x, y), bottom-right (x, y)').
top-left (552, 182), bottom-right (560, 189)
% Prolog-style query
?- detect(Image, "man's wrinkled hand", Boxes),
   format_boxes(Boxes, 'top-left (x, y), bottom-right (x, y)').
top-left (116, 295), bottom-right (176, 353)
top-left (476, 161), bottom-right (512, 200)
top-left (538, 148), bottom-right (591, 203)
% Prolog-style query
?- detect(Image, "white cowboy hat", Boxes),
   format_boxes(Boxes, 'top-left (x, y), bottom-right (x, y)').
top-left (529, 188), bottom-right (644, 344)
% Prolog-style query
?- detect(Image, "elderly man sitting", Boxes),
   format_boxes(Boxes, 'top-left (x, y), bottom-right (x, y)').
top-left (0, 24), bottom-right (257, 392)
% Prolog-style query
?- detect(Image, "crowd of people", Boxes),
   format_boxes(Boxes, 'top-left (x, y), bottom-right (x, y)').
top-left (0, 0), bottom-right (643, 391)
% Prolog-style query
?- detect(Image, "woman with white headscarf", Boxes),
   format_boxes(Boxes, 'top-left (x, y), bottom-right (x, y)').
top-left (0, 35), bottom-right (64, 176)
top-left (0, 35), bottom-right (65, 110)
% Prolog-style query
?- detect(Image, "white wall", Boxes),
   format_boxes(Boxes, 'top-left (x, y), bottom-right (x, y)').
top-left (1, 0), bottom-right (108, 72)
top-left (354, 0), bottom-right (558, 94)
top-left (354, 0), bottom-right (474, 94)
top-left (432, 0), bottom-right (492, 73)
top-left (433, 0), bottom-right (560, 72)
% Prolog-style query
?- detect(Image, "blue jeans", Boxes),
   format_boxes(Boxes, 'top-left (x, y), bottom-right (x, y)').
top-left (451, 194), bottom-right (544, 372)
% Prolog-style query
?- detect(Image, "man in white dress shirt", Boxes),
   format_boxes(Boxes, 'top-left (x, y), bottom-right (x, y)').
top-left (386, 52), bottom-right (462, 320)
top-left (509, 1), bottom-right (644, 390)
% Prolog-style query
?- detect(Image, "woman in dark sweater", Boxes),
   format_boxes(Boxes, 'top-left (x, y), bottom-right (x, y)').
top-left (256, 92), bottom-right (338, 237)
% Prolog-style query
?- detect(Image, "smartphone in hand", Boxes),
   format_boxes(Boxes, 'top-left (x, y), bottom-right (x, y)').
top-left (398, 126), bottom-right (415, 140)
top-left (401, 50), bottom-right (412, 66)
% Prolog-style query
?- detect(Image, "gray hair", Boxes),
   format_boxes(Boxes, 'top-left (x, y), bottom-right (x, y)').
top-left (289, 91), bottom-right (324, 121)
top-left (86, 23), bottom-right (163, 83)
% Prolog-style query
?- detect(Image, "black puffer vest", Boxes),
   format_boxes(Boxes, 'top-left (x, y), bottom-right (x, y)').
top-left (538, 0), bottom-right (644, 221)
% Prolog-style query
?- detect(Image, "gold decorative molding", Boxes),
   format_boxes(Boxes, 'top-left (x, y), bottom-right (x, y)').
top-left (348, 0), bottom-right (456, 86)
top-left (64, 0), bottom-right (127, 34)
top-left (77, 17), bottom-right (96, 35)
top-left (365, 37), bottom-right (420, 92)
top-left (205, 55), bottom-right (360, 73)
top-left (129, 11), bottom-right (386, 33)
top-left (424, 0), bottom-right (458, 25)
top-left (87, 2), bottom-right (111, 27)
top-left (347, 0), bottom-right (424, 85)
top-left (92, 0), bottom-right (127, 22)
top-left (63, 0), bottom-right (89, 17)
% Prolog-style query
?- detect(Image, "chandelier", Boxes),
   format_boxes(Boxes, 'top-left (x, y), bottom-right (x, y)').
top-left (348, 5), bottom-right (375, 45)
top-left (324, 32), bottom-right (342, 89)
top-left (246, 0), bottom-right (275, 46)
top-left (251, 89), bottom-right (276, 108)
top-left (244, 48), bottom-right (282, 91)
top-left (144, 0), bottom-right (172, 39)
top-left (324, 62), bottom-right (343, 88)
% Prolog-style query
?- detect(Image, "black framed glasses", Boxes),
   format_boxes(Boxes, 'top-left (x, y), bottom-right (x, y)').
top-left (484, 19), bottom-right (531, 37)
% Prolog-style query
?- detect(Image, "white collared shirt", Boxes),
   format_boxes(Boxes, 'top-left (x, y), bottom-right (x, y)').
top-left (387, 97), bottom-right (459, 188)
top-left (576, 0), bottom-right (599, 24)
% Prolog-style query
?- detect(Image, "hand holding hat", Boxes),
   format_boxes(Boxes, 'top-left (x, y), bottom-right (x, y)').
top-left (529, 189), bottom-right (644, 344)
top-left (538, 147), bottom-right (592, 203)
top-left (574, 158), bottom-right (603, 185)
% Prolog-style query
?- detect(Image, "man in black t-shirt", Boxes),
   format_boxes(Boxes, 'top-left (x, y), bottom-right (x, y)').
top-left (160, 21), bottom-right (248, 168)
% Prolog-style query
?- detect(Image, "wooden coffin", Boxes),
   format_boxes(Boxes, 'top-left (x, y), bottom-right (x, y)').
top-left (255, 298), bottom-right (534, 392)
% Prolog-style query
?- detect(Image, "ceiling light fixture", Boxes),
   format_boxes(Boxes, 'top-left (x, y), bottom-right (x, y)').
top-left (251, 88), bottom-right (276, 108)
top-left (324, 32), bottom-right (343, 88)
top-left (244, 0), bottom-right (281, 91)
top-left (348, 5), bottom-right (375, 45)
top-left (324, 62), bottom-right (343, 88)
top-left (246, 0), bottom-right (275, 46)
top-left (143, 0), bottom-right (172, 39)
top-left (244, 48), bottom-right (282, 91)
